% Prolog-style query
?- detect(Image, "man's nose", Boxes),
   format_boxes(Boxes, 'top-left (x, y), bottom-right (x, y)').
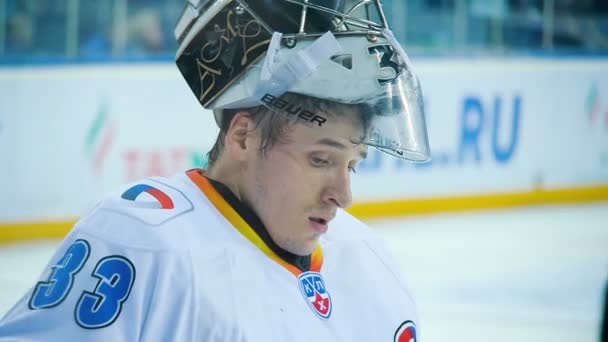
top-left (321, 170), bottom-right (352, 209)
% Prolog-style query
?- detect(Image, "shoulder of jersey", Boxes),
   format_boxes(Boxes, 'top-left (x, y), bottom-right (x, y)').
top-left (328, 209), bottom-right (417, 305)
top-left (72, 173), bottom-right (236, 254)
top-left (322, 209), bottom-right (379, 243)
top-left (95, 173), bottom-right (196, 227)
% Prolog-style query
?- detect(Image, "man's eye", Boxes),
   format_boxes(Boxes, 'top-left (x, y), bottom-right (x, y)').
top-left (311, 157), bottom-right (330, 167)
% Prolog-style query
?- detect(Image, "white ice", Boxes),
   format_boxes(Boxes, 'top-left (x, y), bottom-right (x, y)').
top-left (1, 202), bottom-right (607, 342)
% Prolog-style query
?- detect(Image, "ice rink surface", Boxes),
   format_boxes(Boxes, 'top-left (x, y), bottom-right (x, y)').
top-left (1, 202), bottom-right (607, 342)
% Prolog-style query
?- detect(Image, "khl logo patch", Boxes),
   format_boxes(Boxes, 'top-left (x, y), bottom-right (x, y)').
top-left (298, 271), bottom-right (332, 319)
top-left (394, 320), bottom-right (417, 342)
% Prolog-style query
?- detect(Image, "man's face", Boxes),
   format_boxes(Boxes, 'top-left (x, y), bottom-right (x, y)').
top-left (242, 116), bottom-right (367, 256)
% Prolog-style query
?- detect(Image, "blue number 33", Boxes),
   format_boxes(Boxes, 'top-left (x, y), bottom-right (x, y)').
top-left (28, 239), bottom-right (136, 329)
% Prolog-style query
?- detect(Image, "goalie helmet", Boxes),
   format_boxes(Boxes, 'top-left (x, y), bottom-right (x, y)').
top-left (174, 0), bottom-right (430, 162)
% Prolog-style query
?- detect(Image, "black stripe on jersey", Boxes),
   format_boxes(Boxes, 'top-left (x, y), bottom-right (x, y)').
top-left (206, 177), bottom-right (311, 272)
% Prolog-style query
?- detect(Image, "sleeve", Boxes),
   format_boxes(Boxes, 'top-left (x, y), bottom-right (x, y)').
top-left (0, 208), bottom-right (197, 342)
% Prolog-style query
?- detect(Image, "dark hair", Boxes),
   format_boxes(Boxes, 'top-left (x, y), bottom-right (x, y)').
top-left (206, 92), bottom-right (371, 168)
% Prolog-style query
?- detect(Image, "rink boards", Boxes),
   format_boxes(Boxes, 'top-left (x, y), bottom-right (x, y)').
top-left (0, 58), bottom-right (607, 240)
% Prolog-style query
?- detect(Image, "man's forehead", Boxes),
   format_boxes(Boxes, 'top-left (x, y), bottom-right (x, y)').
top-left (284, 120), bottom-right (368, 158)
top-left (314, 137), bottom-right (368, 159)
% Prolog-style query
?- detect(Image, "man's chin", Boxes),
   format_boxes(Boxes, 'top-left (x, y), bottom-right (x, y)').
top-left (288, 240), bottom-right (319, 257)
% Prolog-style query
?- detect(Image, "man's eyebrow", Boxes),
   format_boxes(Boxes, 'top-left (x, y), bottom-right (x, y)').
top-left (315, 138), bottom-right (368, 159)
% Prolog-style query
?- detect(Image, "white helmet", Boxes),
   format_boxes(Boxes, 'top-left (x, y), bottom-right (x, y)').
top-left (175, 0), bottom-right (430, 161)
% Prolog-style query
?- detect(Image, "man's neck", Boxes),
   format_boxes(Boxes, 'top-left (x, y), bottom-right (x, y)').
top-left (201, 170), bottom-right (312, 272)
top-left (205, 163), bottom-right (244, 202)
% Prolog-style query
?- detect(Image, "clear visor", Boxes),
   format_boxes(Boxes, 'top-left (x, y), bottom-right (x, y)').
top-left (356, 73), bottom-right (430, 162)
top-left (253, 71), bottom-right (431, 162)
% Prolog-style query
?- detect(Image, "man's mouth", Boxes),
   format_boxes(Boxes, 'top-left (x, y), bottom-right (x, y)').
top-left (309, 217), bottom-right (330, 234)
top-left (309, 217), bottom-right (327, 225)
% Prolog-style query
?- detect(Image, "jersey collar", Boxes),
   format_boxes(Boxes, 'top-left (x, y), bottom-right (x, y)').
top-left (186, 169), bottom-right (324, 277)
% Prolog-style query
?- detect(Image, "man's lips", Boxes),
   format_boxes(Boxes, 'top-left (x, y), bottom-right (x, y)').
top-left (308, 213), bottom-right (335, 234)
top-left (309, 217), bottom-right (328, 225)
top-left (309, 217), bottom-right (329, 234)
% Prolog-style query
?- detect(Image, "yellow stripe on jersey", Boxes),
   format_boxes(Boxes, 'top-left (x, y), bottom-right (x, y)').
top-left (186, 169), bottom-right (323, 276)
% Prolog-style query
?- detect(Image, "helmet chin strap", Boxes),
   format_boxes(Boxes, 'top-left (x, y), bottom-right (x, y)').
top-left (218, 31), bottom-right (342, 110)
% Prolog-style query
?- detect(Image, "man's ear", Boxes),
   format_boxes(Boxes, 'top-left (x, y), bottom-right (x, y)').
top-left (225, 111), bottom-right (254, 161)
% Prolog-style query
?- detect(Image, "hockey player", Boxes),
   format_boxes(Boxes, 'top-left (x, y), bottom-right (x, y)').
top-left (0, 0), bottom-right (430, 341)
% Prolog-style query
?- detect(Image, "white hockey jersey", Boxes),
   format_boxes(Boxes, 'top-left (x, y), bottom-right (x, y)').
top-left (0, 169), bottom-right (419, 341)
